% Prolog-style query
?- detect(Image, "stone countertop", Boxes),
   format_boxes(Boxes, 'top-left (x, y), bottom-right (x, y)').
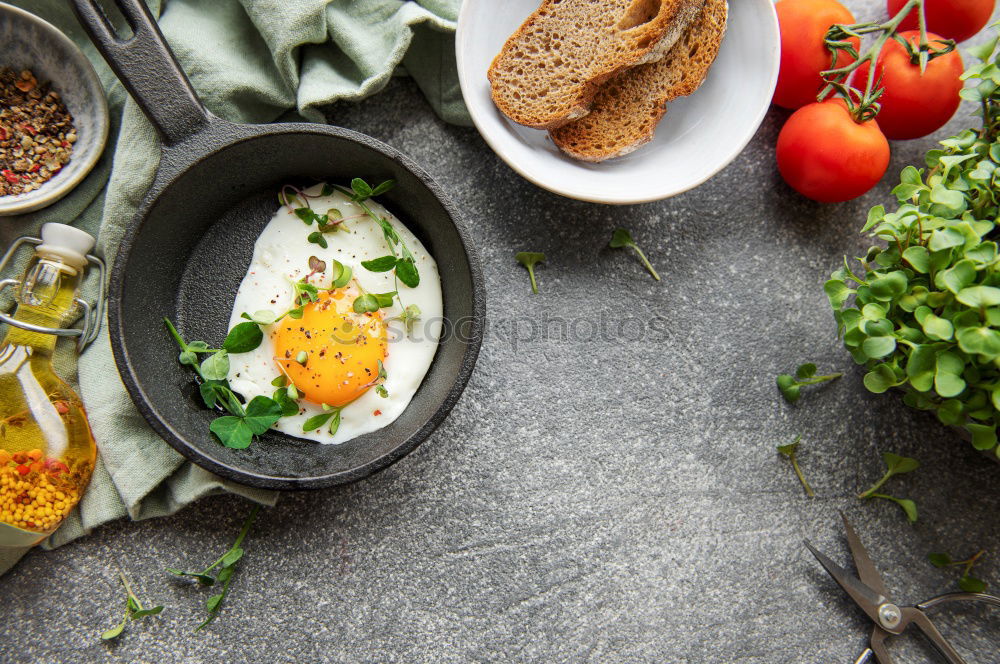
top-left (3, 2), bottom-right (1000, 661)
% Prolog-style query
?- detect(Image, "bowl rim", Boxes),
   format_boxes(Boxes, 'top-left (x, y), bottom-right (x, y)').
top-left (0, 1), bottom-right (110, 216)
top-left (455, 0), bottom-right (781, 205)
top-left (108, 120), bottom-right (486, 490)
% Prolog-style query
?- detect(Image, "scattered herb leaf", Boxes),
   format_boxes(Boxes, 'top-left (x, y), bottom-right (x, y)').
top-left (776, 363), bottom-right (843, 403)
top-left (776, 435), bottom-right (815, 498)
top-left (516, 252), bottom-right (545, 294)
top-left (929, 550), bottom-right (989, 593)
top-left (101, 570), bottom-right (163, 641)
top-left (609, 228), bottom-right (660, 281)
top-left (858, 452), bottom-right (920, 523)
top-left (168, 504), bottom-right (260, 631)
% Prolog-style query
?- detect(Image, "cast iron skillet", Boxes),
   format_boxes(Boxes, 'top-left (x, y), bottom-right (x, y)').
top-left (70, 0), bottom-right (484, 489)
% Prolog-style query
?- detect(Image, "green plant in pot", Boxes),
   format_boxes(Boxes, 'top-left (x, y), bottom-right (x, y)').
top-left (826, 30), bottom-right (1000, 457)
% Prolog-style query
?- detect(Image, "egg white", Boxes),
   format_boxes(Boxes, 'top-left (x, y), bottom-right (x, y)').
top-left (225, 184), bottom-right (443, 444)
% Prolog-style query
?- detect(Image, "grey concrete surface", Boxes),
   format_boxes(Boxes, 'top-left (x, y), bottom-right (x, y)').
top-left (3, 2), bottom-right (1000, 661)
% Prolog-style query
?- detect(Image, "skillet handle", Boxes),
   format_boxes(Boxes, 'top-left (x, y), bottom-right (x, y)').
top-left (70, 0), bottom-right (210, 146)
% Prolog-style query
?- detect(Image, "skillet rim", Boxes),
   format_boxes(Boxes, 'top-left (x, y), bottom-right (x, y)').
top-left (107, 121), bottom-right (485, 490)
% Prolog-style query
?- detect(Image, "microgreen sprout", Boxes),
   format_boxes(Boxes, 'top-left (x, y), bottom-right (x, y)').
top-left (165, 318), bottom-right (282, 450)
top-left (332, 179), bottom-right (421, 305)
top-left (609, 228), bottom-right (660, 281)
top-left (101, 569), bottom-right (164, 641)
top-left (826, 37), bottom-right (1000, 457)
top-left (302, 407), bottom-right (342, 435)
top-left (776, 435), bottom-right (815, 498)
top-left (858, 452), bottom-right (920, 523)
top-left (168, 504), bottom-right (261, 631)
top-left (353, 291), bottom-right (396, 313)
top-left (375, 359), bottom-right (389, 398)
top-left (929, 550), bottom-right (989, 593)
top-left (515, 252), bottom-right (545, 294)
top-left (776, 363), bottom-right (843, 403)
top-left (394, 304), bottom-right (422, 334)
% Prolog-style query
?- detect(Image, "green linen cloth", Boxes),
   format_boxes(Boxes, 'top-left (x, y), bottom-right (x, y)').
top-left (1, 0), bottom-right (468, 575)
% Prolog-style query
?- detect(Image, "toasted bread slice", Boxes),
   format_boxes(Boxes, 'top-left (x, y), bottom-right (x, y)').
top-left (488, 0), bottom-right (706, 130)
top-left (549, 0), bottom-right (728, 162)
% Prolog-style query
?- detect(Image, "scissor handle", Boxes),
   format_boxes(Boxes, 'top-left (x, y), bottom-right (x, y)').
top-left (900, 607), bottom-right (967, 664)
top-left (918, 592), bottom-right (1000, 610)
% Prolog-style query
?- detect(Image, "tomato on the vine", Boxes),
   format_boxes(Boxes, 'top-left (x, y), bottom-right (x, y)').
top-left (776, 100), bottom-right (891, 202)
top-left (855, 31), bottom-right (964, 140)
top-left (773, 0), bottom-right (858, 108)
top-left (887, 0), bottom-right (995, 42)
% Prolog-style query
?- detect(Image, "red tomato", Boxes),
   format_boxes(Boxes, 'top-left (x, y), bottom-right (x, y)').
top-left (887, 0), bottom-right (995, 42)
top-left (776, 100), bottom-right (891, 202)
top-left (774, 0), bottom-right (858, 109)
top-left (855, 31), bottom-right (964, 140)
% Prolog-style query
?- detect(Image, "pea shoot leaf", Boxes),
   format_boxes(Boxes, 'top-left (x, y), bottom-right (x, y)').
top-left (395, 258), bottom-right (420, 288)
top-left (222, 322), bottom-right (263, 354)
top-left (362, 255), bottom-right (398, 272)
top-left (200, 351), bottom-right (229, 382)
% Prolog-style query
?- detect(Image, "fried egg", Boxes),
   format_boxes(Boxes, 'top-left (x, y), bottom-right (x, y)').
top-left (226, 183), bottom-right (442, 444)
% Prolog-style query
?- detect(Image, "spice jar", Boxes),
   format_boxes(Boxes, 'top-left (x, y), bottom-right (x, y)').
top-left (0, 223), bottom-right (101, 548)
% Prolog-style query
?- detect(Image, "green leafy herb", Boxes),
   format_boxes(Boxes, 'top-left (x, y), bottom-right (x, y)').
top-left (374, 359), bottom-right (389, 398)
top-left (293, 280), bottom-right (319, 306)
top-left (331, 260), bottom-right (353, 288)
top-left (776, 435), bottom-right (815, 498)
top-left (209, 396), bottom-right (283, 449)
top-left (302, 408), bottom-right (341, 435)
top-left (609, 228), bottom-right (660, 281)
top-left (929, 549), bottom-right (988, 593)
top-left (168, 504), bottom-right (260, 631)
top-left (307, 231), bottom-right (328, 249)
top-left (349, 177), bottom-right (395, 202)
top-left (333, 180), bottom-right (420, 296)
top-left (241, 310), bottom-right (280, 326)
top-left (515, 252), bottom-right (545, 294)
top-left (222, 322), bottom-right (263, 354)
top-left (776, 363), bottom-right (843, 403)
top-left (272, 387), bottom-right (299, 417)
top-left (102, 570), bottom-right (164, 641)
top-left (361, 255), bottom-right (398, 272)
top-left (858, 452), bottom-right (920, 523)
top-left (352, 292), bottom-right (396, 313)
top-left (395, 304), bottom-right (422, 334)
top-left (827, 38), bottom-right (1000, 457)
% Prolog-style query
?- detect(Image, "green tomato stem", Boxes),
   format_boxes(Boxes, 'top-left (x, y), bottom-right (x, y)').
top-left (819, 0), bottom-right (937, 123)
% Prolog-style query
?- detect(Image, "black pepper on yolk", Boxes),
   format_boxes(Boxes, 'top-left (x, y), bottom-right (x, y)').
top-left (272, 288), bottom-right (388, 407)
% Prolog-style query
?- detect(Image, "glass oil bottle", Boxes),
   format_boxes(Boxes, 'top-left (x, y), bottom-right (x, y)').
top-left (0, 223), bottom-right (103, 548)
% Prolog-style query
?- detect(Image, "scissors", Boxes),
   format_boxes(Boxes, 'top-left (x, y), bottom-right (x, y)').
top-left (804, 513), bottom-right (1000, 664)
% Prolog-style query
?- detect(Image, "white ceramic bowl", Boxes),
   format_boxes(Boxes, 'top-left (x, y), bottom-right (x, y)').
top-left (0, 2), bottom-right (109, 216)
top-left (456, 0), bottom-right (780, 205)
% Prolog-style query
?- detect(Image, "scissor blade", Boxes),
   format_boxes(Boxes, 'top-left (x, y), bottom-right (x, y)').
top-left (805, 539), bottom-right (887, 624)
top-left (840, 512), bottom-right (892, 600)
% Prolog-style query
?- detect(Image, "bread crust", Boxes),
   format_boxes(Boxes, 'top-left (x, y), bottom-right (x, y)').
top-left (549, 0), bottom-right (728, 161)
top-left (488, 0), bottom-right (706, 130)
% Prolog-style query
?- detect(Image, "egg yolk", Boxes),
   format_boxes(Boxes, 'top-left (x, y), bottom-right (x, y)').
top-left (272, 287), bottom-right (388, 407)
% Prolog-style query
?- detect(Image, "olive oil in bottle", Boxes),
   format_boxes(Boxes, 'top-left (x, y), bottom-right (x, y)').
top-left (0, 224), bottom-right (98, 548)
